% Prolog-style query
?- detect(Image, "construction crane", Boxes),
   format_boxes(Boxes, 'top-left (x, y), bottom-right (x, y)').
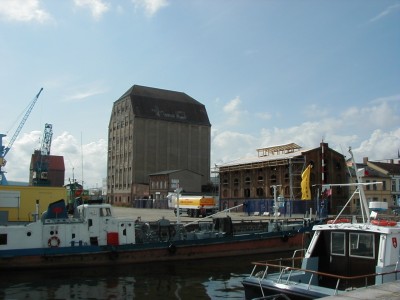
top-left (0, 88), bottom-right (44, 185)
top-left (32, 123), bottom-right (53, 186)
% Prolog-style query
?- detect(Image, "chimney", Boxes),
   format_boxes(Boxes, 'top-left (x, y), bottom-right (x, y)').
top-left (363, 157), bottom-right (368, 164)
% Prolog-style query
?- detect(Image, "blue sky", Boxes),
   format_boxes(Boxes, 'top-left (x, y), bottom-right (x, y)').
top-left (0, 0), bottom-right (399, 188)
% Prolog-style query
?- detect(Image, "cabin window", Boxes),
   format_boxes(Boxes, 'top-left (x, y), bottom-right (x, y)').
top-left (349, 233), bottom-right (374, 258)
top-left (0, 234), bottom-right (7, 245)
top-left (100, 207), bottom-right (112, 217)
top-left (331, 232), bottom-right (345, 256)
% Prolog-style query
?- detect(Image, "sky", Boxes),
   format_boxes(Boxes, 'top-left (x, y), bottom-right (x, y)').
top-left (0, 0), bottom-right (399, 189)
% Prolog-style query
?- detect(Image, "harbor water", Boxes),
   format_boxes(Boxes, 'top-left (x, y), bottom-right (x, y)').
top-left (0, 252), bottom-right (289, 300)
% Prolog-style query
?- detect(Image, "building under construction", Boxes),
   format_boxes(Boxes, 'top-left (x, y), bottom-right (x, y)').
top-left (107, 85), bottom-right (211, 205)
top-left (217, 142), bottom-right (349, 215)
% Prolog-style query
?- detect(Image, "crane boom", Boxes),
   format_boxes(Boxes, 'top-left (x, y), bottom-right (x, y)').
top-left (3, 87), bottom-right (43, 157)
top-left (0, 88), bottom-right (43, 185)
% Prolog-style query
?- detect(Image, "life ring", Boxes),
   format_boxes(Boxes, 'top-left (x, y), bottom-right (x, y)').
top-left (327, 218), bottom-right (351, 224)
top-left (48, 236), bottom-right (60, 247)
top-left (371, 220), bottom-right (397, 227)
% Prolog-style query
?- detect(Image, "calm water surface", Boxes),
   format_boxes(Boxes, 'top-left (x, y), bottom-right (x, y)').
top-left (0, 252), bottom-right (290, 300)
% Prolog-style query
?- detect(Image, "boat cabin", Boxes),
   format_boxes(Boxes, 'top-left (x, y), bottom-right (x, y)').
top-left (0, 201), bottom-right (136, 252)
top-left (303, 222), bottom-right (400, 289)
top-left (242, 221), bottom-right (400, 300)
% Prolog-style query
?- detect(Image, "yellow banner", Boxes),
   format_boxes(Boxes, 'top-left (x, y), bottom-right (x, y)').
top-left (301, 165), bottom-right (311, 200)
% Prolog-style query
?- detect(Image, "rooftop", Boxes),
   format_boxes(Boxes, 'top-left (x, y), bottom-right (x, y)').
top-left (118, 85), bottom-right (211, 126)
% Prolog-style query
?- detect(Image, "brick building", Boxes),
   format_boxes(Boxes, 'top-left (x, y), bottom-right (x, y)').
top-left (29, 150), bottom-right (65, 187)
top-left (347, 160), bottom-right (391, 214)
top-left (363, 158), bottom-right (400, 207)
top-left (217, 142), bottom-right (348, 215)
top-left (148, 169), bottom-right (202, 200)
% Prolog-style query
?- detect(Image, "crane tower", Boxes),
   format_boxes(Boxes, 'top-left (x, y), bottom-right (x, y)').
top-left (32, 123), bottom-right (53, 186)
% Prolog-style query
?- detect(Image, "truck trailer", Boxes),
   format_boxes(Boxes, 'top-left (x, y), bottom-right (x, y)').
top-left (167, 194), bottom-right (218, 217)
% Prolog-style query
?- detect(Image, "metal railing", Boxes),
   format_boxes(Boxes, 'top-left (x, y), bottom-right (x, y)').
top-left (249, 254), bottom-right (400, 297)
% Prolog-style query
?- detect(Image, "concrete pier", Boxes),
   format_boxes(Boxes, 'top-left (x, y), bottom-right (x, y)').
top-left (319, 280), bottom-right (400, 300)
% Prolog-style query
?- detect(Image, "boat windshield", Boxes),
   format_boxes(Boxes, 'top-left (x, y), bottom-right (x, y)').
top-left (349, 233), bottom-right (374, 258)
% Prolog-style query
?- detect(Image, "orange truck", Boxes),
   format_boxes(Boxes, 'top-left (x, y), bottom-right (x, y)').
top-left (167, 194), bottom-right (218, 217)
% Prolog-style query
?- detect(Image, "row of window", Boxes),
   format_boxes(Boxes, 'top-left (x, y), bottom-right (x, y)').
top-left (331, 232), bottom-right (374, 258)
top-left (109, 135), bottom-right (133, 143)
top-left (151, 181), bottom-right (169, 189)
top-left (365, 180), bottom-right (386, 191)
top-left (364, 179), bottom-right (400, 192)
top-left (222, 174), bottom-right (292, 185)
top-left (108, 153), bottom-right (132, 162)
top-left (222, 186), bottom-right (292, 198)
top-left (107, 183), bottom-right (131, 190)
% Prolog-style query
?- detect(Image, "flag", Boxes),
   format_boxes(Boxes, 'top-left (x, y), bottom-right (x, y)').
top-left (356, 168), bottom-right (368, 177)
top-left (322, 185), bottom-right (332, 198)
top-left (301, 165), bottom-right (312, 200)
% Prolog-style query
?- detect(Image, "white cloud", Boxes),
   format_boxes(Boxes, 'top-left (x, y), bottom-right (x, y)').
top-left (73, 0), bottom-right (110, 20)
top-left (2, 131), bottom-right (41, 183)
top-left (256, 112), bottom-right (272, 120)
top-left (223, 96), bottom-right (240, 113)
top-left (212, 95), bottom-right (400, 167)
top-left (222, 96), bottom-right (248, 126)
top-left (63, 86), bottom-right (108, 102)
top-left (4, 131), bottom-right (106, 188)
top-left (211, 130), bottom-right (257, 164)
top-left (0, 0), bottom-right (52, 23)
top-left (369, 3), bottom-right (400, 23)
top-left (52, 132), bottom-right (107, 187)
top-left (371, 93), bottom-right (400, 104)
top-left (60, 81), bottom-right (108, 102)
top-left (340, 100), bottom-right (400, 131)
top-left (132, 0), bottom-right (169, 17)
top-left (303, 104), bottom-right (329, 119)
top-left (353, 128), bottom-right (400, 161)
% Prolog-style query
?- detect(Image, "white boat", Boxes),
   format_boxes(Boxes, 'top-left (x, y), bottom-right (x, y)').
top-left (242, 148), bottom-right (400, 300)
top-left (0, 198), bottom-right (316, 270)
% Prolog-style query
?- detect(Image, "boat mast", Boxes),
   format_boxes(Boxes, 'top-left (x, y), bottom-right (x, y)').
top-left (349, 147), bottom-right (370, 223)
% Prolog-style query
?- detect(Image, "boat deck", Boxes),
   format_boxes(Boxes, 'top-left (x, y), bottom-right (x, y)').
top-left (319, 280), bottom-right (400, 300)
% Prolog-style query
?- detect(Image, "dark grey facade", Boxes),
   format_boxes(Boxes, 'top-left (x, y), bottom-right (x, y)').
top-left (148, 169), bottom-right (203, 200)
top-left (107, 85), bottom-right (211, 204)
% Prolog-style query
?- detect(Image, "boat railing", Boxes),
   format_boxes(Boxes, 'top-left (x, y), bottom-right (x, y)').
top-left (183, 203), bottom-right (244, 227)
top-left (249, 258), bottom-right (400, 296)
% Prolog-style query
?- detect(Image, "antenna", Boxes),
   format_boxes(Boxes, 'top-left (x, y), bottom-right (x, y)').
top-left (81, 132), bottom-right (84, 188)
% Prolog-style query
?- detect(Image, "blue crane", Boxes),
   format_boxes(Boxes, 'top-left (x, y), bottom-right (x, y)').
top-left (0, 88), bottom-right (43, 185)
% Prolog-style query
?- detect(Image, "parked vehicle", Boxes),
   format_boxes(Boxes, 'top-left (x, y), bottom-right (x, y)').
top-left (167, 194), bottom-right (218, 217)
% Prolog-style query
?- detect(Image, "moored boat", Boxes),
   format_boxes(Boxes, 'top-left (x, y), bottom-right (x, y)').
top-left (0, 199), bottom-right (316, 270)
top-left (242, 148), bottom-right (400, 300)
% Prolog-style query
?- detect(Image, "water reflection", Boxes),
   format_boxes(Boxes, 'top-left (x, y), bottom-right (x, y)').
top-left (0, 253), bottom-right (289, 299)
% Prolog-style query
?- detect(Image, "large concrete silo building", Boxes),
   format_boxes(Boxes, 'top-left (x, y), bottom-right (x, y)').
top-left (107, 85), bottom-right (211, 204)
